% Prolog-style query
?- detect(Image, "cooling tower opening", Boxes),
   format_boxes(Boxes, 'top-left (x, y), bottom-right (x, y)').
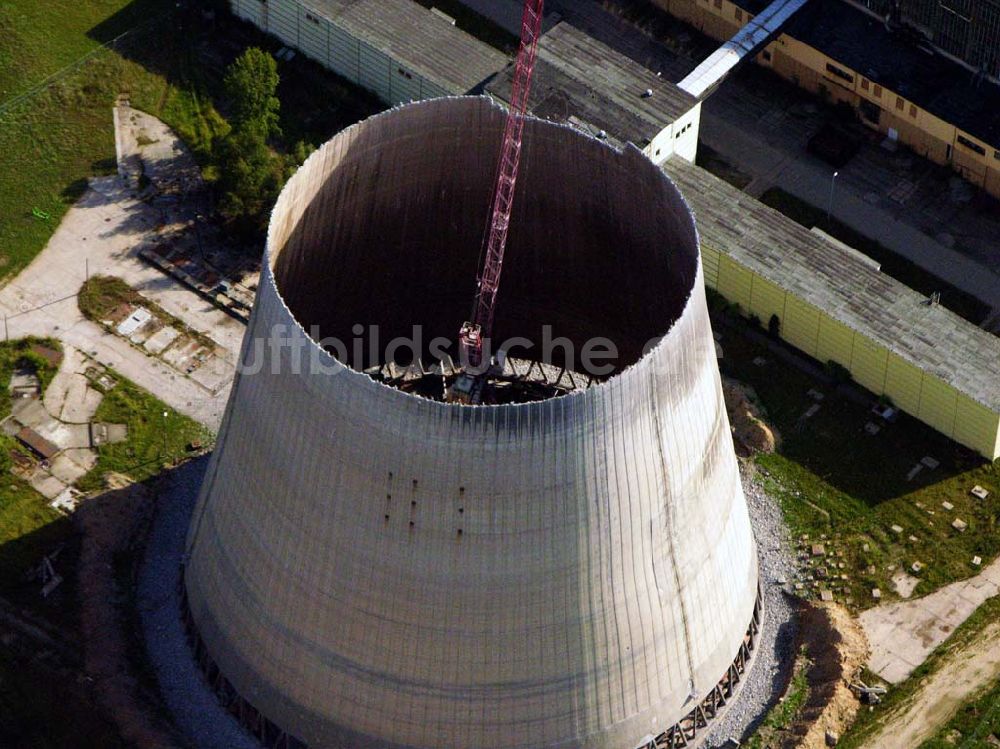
top-left (269, 97), bottom-right (699, 387)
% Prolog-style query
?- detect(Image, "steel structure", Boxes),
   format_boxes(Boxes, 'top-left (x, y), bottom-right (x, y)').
top-left (459, 0), bottom-right (544, 374)
top-left (184, 97), bottom-right (760, 749)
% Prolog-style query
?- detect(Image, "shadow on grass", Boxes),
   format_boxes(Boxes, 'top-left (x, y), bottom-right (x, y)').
top-left (0, 513), bottom-right (76, 618)
top-left (86, 0), bottom-right (382, 154)
top-left (717, 316), bottom-right (990, 507)
top-left (0, 470), bottom-right (193, 749)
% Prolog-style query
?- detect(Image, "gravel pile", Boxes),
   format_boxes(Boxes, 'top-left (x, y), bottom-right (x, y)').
top-left (137, 457), bottom-right (260, 749)
top-left (701, 467), bottom-right (800, 748)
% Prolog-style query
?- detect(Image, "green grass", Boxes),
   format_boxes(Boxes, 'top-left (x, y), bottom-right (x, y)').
top-left (0, 0), bottom-right (380, 286)
top-left (77, 274), bottom-right (138, 321)
top-left (840, 596), bottom-right (1000, 748)
top-left (759, 188), bottom-right (991, 325)
top-left (918, 676), bottom-right (1000, 748)
top-left (0, 0), bottom-right (227, 281)
top-left (0, 481), bottom-right (69, 595)
top-left (0, 339), bottom-right (72, 606)
top-left (715, 316), bottom-right (1000, 607)
top-left (75, 375), bottom-right (211, 494)
top-left (0, 0), bottom-right (158, 101)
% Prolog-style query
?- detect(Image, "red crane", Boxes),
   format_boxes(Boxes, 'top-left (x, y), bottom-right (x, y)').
top-left (457, 0), bottom-right (545, 396)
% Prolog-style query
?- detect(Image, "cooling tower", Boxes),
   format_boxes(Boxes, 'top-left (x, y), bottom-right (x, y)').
top-left (183, 97), bottom-right (759, 749)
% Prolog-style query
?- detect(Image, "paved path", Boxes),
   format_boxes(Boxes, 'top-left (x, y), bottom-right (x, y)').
top-left (0, 175), bottom-right (237, 430)
top-left (859, 555), bottom-right (1000, 683)
top-left (0, 104), bottom-right (248, 431)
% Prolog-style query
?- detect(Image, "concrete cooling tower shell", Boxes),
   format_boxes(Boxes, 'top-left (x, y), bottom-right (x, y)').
top-left (183, 97), bottom-right (760, 749)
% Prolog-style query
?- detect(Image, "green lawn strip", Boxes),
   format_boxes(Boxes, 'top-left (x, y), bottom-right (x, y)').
top-left (0, 0), bottom-right (161, 101)
top-left (0, 25), bottom-right (221, 282)
top-left (0, 339), bottom-right (72, 604)
top-left (75, 375), bottom-right (212, 494)
top-left (918, 676), bottom-right (1000, 748)
top-left (714, 315), bottom-right (999, 607)
top-left (839, 596), bottom-right (1000, 748)
top-left (79, 274), bottom-right (217, 351)
top-left (758, 187), bottom-right (990, 325)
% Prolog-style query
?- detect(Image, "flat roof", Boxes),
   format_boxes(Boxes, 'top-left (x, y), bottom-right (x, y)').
top-left (306, 0), bottom-right (508, 94)
top-left (662, 157), bottom-right (1000, 412)
top-left (487, 23), bottom-right (698, 147)
top-left (735, 0), bottom-right (1000, 148)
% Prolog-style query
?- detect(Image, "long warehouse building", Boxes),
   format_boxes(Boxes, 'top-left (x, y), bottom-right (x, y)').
top-left (489, 19), bottom-right (1000, 458)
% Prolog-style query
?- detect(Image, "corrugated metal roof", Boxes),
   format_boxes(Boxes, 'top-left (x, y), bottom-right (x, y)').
top-left (16, 426), bottom-right (59, 460)
top-left (487, 23), bottom-right (697, 147)
top-left (663, 157), bottom-right (1000, 412)
top-left (305, 0), bottom-right (508, 94)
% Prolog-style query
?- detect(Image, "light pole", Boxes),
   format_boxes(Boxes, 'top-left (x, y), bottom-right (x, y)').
top-left (826, 170), bottom-right (839, 229)
top-left (162, 410), bottom-right (169, 459)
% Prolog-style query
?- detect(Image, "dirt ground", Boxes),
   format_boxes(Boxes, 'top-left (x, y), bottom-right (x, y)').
top-left (856, 620), bottom-right (1000, 749)
top-left (787, 603), bottom-right (869, 749)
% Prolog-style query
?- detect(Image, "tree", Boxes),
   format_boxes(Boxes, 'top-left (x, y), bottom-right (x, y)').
top-left (223, 48), bottom-right (281, 139)
top-left (217, 127), bottom-right (283, 237)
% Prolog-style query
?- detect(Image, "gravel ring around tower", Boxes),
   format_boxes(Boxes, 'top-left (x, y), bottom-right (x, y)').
top-left (702, 465), bottom-right (800, 748)
top-left (137, 457), bottom-right (797, 749)
top-left (138, 457), bottom-right (259, 749)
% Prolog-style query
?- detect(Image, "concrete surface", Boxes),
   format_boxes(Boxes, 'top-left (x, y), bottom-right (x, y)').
top-left (0, 174), bottom-right (236, 430)
top-left (860, 555), bottom-right (1000, 683)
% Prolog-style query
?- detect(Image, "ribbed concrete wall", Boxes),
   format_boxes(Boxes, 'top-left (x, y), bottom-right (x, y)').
top-left (184, 97), bottom-right (759, 749)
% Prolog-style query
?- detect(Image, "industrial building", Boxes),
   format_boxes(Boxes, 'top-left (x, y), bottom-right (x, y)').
top-left (483, 15), bottom-right (1000, 459)
top-left (229, 0), bottom-right (507, 103)
top-left (846, 0), bottom-right (1000, 79)
top-left (653, 0), bottom-right (1000, 197)
top-left (664, 158), bottom-right (1000, 460)
top-left (183, 97), bottom-right (761, 748)
top-left (487, 23), bottom-right (701, 164)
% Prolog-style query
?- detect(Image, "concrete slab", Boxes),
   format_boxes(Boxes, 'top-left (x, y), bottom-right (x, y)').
top-left (862, 554), bottom-right (1000, 682)
top-left (49, 487), bottom-right (82, 514)
top-left (62, 448), bottom-right (97, 473)
top-left (892, 571), bottom-right (919, 598)
top-left (49, 453), bottom-right (90, 484)
top-left (12, 398), bottom-right (50, 430)
top-left (145, 325), bottom-right (180, 354)
top-left (30, 473), bottom-right (66, 500)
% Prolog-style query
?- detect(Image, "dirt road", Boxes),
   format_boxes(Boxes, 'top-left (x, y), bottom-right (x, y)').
top-left (857, 620), bottom-right (1000, 749)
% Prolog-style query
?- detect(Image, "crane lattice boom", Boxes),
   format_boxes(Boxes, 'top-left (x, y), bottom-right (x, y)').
top-left (459, 0), bottom-right (544, 375)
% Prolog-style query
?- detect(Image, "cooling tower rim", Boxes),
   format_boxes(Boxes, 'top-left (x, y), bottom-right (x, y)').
top-left (262, 95), bottom-right (705, 411)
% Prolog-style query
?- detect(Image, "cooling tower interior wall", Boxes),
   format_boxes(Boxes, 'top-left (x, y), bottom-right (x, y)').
top-left (184, 96), bottom-right (759, 749)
